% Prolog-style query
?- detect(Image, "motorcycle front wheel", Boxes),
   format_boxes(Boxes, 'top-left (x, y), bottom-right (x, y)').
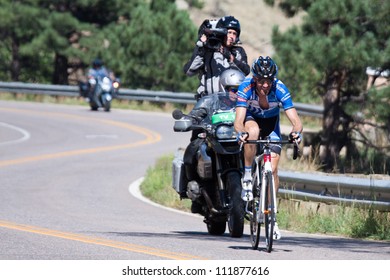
top-left (207, 220), bottom-right (226, 236)
top-left (102, 94), bottom-right (111, 112)
top-left (227, 171), bottom-right (245, 238)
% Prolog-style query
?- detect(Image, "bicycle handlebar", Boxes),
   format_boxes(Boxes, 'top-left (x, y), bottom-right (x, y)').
top-left (239, 138), bottom-right (300, 160)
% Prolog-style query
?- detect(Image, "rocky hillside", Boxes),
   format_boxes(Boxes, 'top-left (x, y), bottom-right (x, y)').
top-left (177, 0), bottom-right (303, 63)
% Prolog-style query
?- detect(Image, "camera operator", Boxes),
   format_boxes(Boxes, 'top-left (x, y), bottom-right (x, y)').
top-left (183, 16), bottom-right (250, 100)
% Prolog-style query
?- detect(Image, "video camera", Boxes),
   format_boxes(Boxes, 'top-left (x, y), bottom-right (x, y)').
top-left (204, 28), bottom-right (227, 50)
top-left (198, 19), bottom-right (227, 51)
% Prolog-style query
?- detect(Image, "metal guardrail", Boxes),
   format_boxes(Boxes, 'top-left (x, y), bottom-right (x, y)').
top-left (1, 81), bottom-right (389, 210)
top-left (279, 171), bottom-right (390, 211)
top-left (0, 81), bottom-right (323, 117)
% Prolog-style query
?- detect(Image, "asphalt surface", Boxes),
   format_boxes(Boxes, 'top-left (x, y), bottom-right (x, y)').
top-left (0, 100), bottom-right (389, 261)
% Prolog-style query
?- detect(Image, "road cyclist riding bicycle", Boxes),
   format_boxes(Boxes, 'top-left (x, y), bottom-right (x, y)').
top-left (240, 136), bottom-right (300, 252)
top-left (234, 55), bottom-right (303, 240)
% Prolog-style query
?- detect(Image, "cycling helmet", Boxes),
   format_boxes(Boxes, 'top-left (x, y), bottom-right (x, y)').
top-left (92, 58), bottom-right (103, 68)
top-left (216, 16), bottom-right (241, 41)
top-left (251, 56), bottom-right (278, 79)
top-left (220, 69), bottom-right (245, 91)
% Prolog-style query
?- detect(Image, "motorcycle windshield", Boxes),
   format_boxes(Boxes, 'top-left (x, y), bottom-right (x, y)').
top-left (193, 92), bottom-right (235, 115)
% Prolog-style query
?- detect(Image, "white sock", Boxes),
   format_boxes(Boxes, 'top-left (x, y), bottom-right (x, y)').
top-left (243, 166), bottom-right (252, 181)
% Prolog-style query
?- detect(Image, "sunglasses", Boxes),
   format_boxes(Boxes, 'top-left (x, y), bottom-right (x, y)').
top-left (254, 77), bottom-right (272, 85)
top-left (226, 87), bottom-right (238, 93)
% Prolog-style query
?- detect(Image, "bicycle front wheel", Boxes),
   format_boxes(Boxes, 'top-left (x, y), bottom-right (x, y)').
top-left (263, 170), bottom-right (275, 253)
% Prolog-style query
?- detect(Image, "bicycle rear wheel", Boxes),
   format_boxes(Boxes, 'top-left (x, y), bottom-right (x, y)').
top-left (263, 170), bottom-right (275, 253)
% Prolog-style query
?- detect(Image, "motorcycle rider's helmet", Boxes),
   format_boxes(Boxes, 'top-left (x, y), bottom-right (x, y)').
top-left (216, 16), bottom-right (241, 42)
top-left (251, 56), bottom-right (278, 79)
top-left (220, 69), bottom-right (245, 93)
top-left (92, 58), bottom-right (104, 68)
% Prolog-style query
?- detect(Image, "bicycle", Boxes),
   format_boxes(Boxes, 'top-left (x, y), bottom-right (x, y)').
top-left (240, 136), bottom-right (299, 252)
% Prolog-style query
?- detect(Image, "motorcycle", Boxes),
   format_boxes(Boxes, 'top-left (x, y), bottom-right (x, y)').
top-left (172, 92), bottom-right (245, 237)
top-left (80, 76), bottom-right (120, 112)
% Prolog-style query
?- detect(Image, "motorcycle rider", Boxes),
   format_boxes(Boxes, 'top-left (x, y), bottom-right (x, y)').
top-left (87, 58), bottom-right (115, 100)
top-left (183, 69), bottom-right (245, 214)
top-left (219, 68), bottom-right (246, 101)
top-left (183, 16), bottom-right (250, 100)
top-left (234, 56), bottom-right (303, 240)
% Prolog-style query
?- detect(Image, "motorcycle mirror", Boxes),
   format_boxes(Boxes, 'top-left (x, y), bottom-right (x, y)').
top-left (172, 109), bottom-right (184, 120)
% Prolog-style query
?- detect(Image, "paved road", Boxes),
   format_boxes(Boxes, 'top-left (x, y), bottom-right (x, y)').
top-left (0, 100), bottom-right (389, 261)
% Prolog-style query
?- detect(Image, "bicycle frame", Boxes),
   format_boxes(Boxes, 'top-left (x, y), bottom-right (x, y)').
top-left (245, 142), bottom-right (278, 219)
top-left (241, 137), bottom-right (299, 251)
top-left (259, 146), bottom-right (277, 215)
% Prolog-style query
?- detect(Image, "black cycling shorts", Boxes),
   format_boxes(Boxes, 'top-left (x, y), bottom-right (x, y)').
top-left (244, 115), bottom-right (282, 155)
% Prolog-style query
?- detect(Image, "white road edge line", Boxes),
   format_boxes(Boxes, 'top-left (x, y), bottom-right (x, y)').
top-left (0, 122), bottom-right (31, 146)
top-left (128, 177), bottom-right (201, 218)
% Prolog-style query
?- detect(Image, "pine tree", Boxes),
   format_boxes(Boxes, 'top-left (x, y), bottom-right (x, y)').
top-left (0, 0), bottom-right (45, 81)
top-left (267, 0), bottom-right (389, 172)
top-left (0, 0), bottom-right (198, 91)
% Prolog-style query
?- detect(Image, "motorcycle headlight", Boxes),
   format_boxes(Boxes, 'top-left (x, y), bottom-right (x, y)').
top-left (102, 84), bottom-right (111, 91)
top-left (102, 77), bottom-right (112, 91)
top-left (113, 81), bottom-right (120, 89)
top-left (215, 125), bottom-right (235, 139)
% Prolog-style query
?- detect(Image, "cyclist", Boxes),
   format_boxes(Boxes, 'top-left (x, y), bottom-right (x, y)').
top-left (234, 56), bottom-right (303, 240)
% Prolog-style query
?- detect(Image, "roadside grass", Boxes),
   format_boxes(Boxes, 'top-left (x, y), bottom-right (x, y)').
top-left (140, 154), bottom-right (390, 241)
top-left (141, 154), bottom-right (192, 212)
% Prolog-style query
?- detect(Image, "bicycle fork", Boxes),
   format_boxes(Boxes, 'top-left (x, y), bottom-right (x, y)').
top-left (261, 153), bottom-right (278, 215)
top-left (244, 152), bottom-right (278, 219)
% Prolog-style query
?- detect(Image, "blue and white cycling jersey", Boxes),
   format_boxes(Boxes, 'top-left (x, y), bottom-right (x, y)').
top-left (236, 77), bottom-right (294, 119)
top-left (236, 77), bottom-right (295, 142)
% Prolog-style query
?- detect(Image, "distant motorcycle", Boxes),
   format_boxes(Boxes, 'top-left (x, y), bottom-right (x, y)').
top-left (172, 93), bottom-right (245, 237)
top-left (79, 76), bottom-right (120, 112)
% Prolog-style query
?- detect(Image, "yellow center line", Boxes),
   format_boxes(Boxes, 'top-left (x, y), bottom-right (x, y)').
top-left (0, 220), bottom-right (208, 260)
top-left (0, 108), bottom-right (161, 167)
top-left (0, 108), bottom-right (202, 260)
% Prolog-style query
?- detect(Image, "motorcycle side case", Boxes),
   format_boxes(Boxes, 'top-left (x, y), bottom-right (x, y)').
top-left (78, 81), bottom-right (89, 97)
top-left (172, 148), bottom-right (187, 197)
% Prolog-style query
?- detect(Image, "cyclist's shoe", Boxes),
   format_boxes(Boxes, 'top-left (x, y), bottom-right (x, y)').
top-left (273, 222), bottom-right (282, 240)
top-left (241, 189), bottom-right (253, 201)
top-left (241, 179), bottom-right (253, 201)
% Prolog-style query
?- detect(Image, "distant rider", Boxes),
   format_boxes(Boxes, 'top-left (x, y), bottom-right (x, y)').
top-left (87, 58), bottom-right (115, 99)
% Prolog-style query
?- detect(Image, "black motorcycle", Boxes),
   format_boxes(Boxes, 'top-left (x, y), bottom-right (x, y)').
top-left (80, 76), bottom-right (120, 112)
top-left (172, 93), bottom-right (245, 237)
